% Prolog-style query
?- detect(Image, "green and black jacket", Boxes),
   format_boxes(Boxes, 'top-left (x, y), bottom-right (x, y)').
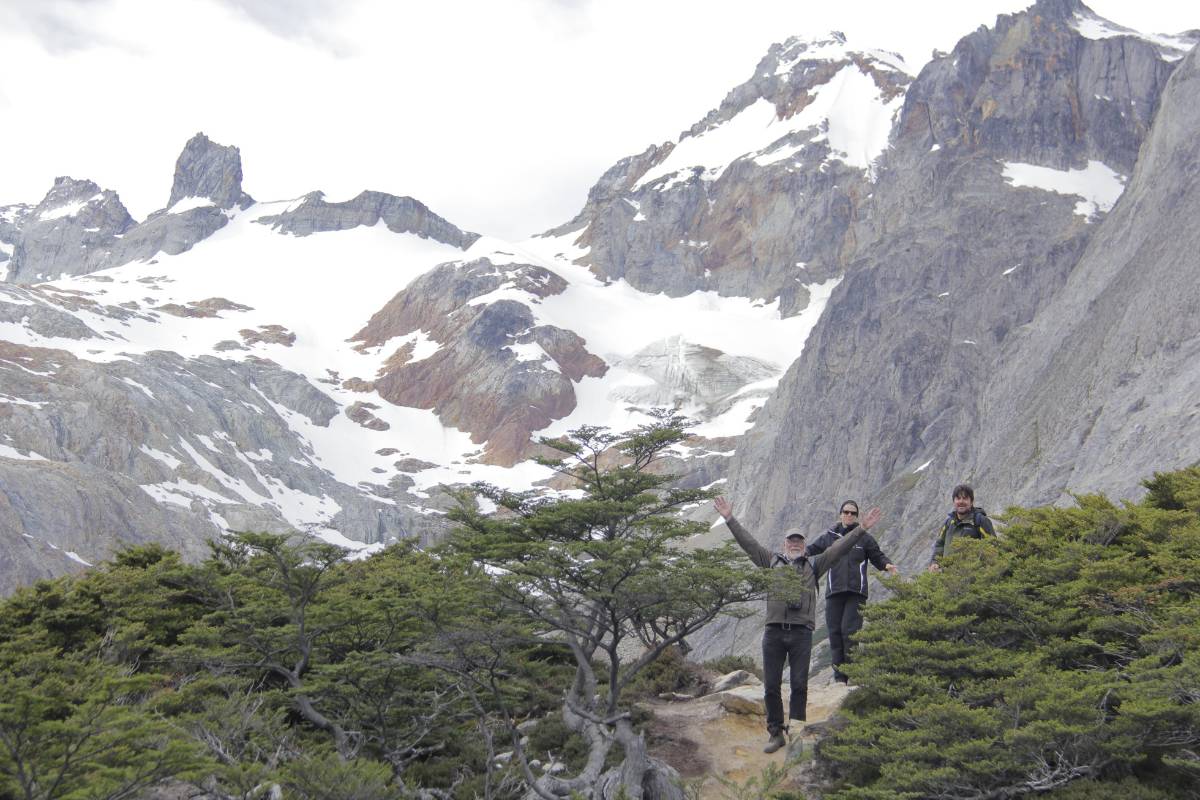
top-left (930, 507), bottom-right (995, 563)
top-left (725, 517), bottom-right (866, 629)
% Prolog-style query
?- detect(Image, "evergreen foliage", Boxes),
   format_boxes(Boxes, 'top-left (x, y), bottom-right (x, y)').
top-left (0, 536), bottom-right (548, 799)
top-left (818, 468), bottom-right (1200, 799)
top-left (0, 413), bottom-right (751, 800)
top-left (4, 428), bottom-right (1197, 800)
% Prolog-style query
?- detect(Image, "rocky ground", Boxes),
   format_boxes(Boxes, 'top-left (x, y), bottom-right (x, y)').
top-left (644, 669), bottom-right (851, 799)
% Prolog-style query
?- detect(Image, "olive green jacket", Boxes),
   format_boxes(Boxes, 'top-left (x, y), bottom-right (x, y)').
top-left (725, 517), bottom-right (867, 629)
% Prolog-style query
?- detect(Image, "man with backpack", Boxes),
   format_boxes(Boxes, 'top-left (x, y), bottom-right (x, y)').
top-left (927, 484), bottom-right (994, 572)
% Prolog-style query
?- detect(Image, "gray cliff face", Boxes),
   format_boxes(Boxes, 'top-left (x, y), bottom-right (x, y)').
top-left (897, 0), bottom-right (1178, 173)
top-left (254, 190), bottom-right (480, 249)
top-left (4, 178), bottom-right (136, 284)
top-left (167, 132), bottom-right (255, 210)
top-left (0, 456), bottom-right (217, 596)
top-left (553, 33), bottom-right (911, 315)
top-left (690, 0), bottom-right (1197, 659)
top-left (979, 42), bottom-right (1200, 505)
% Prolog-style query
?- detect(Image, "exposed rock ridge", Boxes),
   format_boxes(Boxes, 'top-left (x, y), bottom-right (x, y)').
top-left (684, 33), bottom-right (908, 139)
top-left (255, 190), bottom-right (480, 249)
top-left (2, 135), bottom-right (253, 284)
top-left (898, 0), bottom-right (1177, 173)
top-left (544, 33), bottom-right (912, 315)
top-left (2, 133), bottom-right (478, 285)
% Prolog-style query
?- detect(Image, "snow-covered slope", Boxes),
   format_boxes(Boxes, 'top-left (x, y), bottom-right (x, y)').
top-left (0, 151), bottom-right (839, 587)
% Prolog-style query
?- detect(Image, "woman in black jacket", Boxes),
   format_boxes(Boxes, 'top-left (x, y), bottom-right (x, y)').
top-left (805, 501), bottom-right (898, 684)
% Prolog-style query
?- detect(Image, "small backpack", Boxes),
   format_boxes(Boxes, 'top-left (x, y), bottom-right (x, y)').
top-left (941, 508), bottom-right (989, 540)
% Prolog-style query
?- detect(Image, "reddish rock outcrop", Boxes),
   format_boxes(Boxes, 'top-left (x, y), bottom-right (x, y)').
top-left (350, 259), bottom-right (607, 465)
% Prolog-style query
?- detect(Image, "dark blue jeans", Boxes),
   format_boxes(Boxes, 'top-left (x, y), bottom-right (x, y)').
top-left (762, 623), bottom-right (812, 734)
top-left (825, 592), bottom-right (865, 681)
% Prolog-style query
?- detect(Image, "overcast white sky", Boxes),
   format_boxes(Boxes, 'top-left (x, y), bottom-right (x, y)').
top-left (1, 0), bottom-right (1196, 239)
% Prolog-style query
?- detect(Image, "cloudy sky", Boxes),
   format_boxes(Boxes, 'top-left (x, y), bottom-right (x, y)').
top-left (1, 0), bottom-right (1196, 239)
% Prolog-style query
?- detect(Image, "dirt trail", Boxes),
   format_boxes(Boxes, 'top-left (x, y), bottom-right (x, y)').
top-left (645, 677), bottom-right (851, 798)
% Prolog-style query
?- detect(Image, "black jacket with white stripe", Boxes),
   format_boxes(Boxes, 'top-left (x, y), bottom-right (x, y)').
top-left (805, 524), bottom-right (892, 598)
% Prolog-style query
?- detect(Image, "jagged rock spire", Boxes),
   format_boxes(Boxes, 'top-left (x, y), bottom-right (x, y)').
top-left (167, 133), bottom-right (254, 210)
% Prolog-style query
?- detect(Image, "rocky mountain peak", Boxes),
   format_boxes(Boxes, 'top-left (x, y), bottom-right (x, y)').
top-left (37, 176), bottom-right (98, 210)
top-left (894, 0), bottom-right (1181, 175)
top-left (547, 26), bottom-right (913, 316)
top-left (1, 177), bottom-right (136, 283)
top-left (755, 32), bottom-right (850, 75)
top-left (31, 177), bottom-right (134, 227)
top-left (683, 30), bottom-right (911, 143)
top-left (167, 132), bottom-right (254, 211)
top-left (1026, 0), bottom-right (1087, 21)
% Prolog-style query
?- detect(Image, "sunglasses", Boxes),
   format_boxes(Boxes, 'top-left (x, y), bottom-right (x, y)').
top-left (840, 509), bottom-right (859, 516)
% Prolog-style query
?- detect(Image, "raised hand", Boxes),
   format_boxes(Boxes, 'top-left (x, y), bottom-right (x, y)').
top-left (714, 496), bottom-right (734, 521)
top-left (861, 506), bottom-right (882, 530)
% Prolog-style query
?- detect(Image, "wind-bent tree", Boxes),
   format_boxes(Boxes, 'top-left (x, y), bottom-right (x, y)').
top-left (449, 413), bottom-right (764, 800)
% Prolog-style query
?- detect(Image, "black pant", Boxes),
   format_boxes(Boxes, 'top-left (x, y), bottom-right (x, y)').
top-left (825, 592), bottom-right (865, 681)
top-left (761, 624), bottom-right (812, 734)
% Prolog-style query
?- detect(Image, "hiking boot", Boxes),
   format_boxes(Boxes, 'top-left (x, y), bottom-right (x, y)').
top-left (763, 732), bottom-right (786, 753)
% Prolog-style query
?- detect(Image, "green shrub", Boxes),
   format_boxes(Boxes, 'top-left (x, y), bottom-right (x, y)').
top-left (703, 654), bottom-right (763, 680)
top-left (816, 466), bottom-right (1200, 799)
top-left (623, 645), bottom-right (705, 699)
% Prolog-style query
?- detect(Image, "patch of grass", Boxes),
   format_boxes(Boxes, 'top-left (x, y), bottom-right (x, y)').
top-left (624, 646), bottom-right (705, 700)
top-left (702, 654), bottom-right (762, 680)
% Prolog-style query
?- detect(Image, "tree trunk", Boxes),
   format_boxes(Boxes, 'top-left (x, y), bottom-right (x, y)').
top-left (522, 674), bottom-right (684, 800)
top-left (592, 720), bottom-right (685, 800)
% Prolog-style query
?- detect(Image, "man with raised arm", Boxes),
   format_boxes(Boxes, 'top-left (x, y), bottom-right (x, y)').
top-left (713, 495), bottom-right (882, 754)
